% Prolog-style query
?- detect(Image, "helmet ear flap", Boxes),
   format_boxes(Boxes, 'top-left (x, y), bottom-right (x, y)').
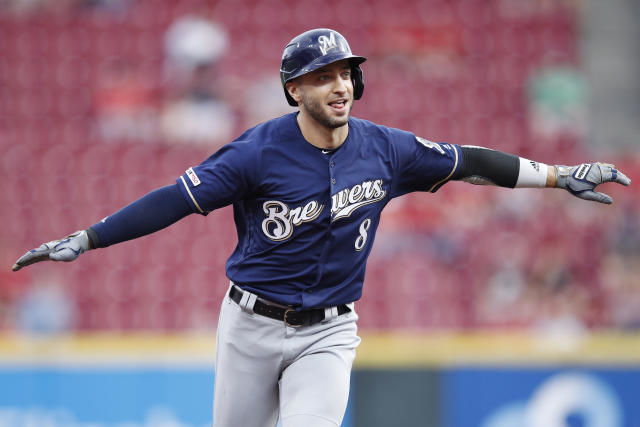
top-left (352, 63), bottom-right (365, 100)
top-left (285, 92), bottom-right (298, 107)
top-left (284, 82), bottom-right (298, 107)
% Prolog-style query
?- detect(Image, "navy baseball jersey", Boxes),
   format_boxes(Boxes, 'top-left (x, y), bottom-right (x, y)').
top-left (177, 112), bottom-right (461, 308)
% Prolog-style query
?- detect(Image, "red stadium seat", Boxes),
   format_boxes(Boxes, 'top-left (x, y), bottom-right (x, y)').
top-left (4, 0), bottom-right (627, 332)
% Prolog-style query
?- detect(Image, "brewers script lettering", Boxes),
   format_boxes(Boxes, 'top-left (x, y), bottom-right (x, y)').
top-left (261, 200), bottom-right (324, 241)
top-left (261, 180), bottom-right (386, 241)
top-left (331, 179), bottom-right (386, 221)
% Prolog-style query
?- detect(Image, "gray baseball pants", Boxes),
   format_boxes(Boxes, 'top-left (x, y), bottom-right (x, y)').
top-left (212, 284), bottom-right (360, 427)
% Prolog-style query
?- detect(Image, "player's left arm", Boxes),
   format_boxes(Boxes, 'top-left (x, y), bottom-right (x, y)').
top-left (455, 146), bottom-right (631, 204)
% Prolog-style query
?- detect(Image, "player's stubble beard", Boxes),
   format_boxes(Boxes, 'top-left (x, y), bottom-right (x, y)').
top-left (300, 92), bottom-right (352, 129)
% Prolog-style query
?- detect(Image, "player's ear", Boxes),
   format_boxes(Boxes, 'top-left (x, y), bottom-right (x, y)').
top-left (285, 81), bottom-right (302, 104)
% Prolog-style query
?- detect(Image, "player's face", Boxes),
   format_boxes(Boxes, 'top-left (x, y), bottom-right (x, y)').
top-left (294, 60), bottom-right (354, 129)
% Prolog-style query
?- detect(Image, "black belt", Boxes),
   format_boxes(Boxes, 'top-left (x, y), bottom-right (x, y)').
top-left (229, 286), bottom-right (351, 327)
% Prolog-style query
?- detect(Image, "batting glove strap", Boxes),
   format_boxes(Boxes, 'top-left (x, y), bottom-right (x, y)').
top-left (555, 163), bottom-right (630, 204)
top-left (12, 230), bottom-right (90, 271)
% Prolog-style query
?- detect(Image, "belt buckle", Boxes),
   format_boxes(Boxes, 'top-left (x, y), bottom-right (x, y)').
top-left (284, 308), bottom-right (301, 328)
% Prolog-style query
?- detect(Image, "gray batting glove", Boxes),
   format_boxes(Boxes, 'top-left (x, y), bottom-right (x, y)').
top-left (12, 230), bottom-right (90, 272)
top-left (556, 163), bottom-right (631, 204)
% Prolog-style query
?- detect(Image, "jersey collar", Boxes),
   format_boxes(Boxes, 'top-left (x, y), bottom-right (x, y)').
top-left (283, 112), bottom-right (355, 158)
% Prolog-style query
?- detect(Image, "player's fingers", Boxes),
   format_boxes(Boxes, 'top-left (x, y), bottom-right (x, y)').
top-left (613, 169), bottom-right (631, 186)
top-left (12, 249), bottom-right (53, 271)
top-left (599, 164), bottom-right (631, 186)
top-left (578, 190), bottom-right (613, 205)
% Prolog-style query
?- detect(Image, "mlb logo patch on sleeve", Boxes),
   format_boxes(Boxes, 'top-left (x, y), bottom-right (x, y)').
top-left (186, 167), bottom-right (201, 187)
top-left (415, 136), bottom-right (445, 155)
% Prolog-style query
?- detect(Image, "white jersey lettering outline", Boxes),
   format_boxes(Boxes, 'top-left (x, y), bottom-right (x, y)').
top-left (331, 179), bottom-right (386, 221)
top-left (262, 200), bottom-right (324, 241)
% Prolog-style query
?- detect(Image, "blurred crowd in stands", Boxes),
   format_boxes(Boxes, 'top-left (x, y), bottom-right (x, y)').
top-left (1, 0), bottom-right (638, 334)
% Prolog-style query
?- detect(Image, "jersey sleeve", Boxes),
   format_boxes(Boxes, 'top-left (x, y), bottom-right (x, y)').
top-left (176, 140), bottom-right (260, 215)
top-left (390, 130), bottom-right (462, 198)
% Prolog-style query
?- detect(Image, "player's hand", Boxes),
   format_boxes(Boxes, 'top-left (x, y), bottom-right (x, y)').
top-left (12, 230), bottom-right (90, 272)
top-left (555, 163), bottom-right (631, 204)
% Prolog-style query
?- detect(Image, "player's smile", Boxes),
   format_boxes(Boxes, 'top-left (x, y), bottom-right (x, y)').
top-left (328, 97), bottom-right (349, 112)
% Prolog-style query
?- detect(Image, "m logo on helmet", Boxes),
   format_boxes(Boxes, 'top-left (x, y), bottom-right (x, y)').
top-left (318, 32), bottom-right (338, 55)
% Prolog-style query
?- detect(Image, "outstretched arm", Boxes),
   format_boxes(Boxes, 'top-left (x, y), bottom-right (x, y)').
top-left (12, 183), bottom-right (193, 271)
top-left (455, 146), bottom-right (631, 204)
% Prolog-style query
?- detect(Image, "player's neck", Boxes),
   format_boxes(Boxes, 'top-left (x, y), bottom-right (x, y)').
top-left (296, 111), bottom-right (349, 150)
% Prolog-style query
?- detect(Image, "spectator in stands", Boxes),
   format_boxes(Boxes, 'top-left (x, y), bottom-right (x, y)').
top-left (93, 58), bottom-right (159, 143)
top-left (160, 15), bottom-right (235, 147)
top-left (160, 62), bottom-right (234, 146)
top-left (527, 61), bottom-right (588, 140)
top-left (15, 277), bottom-right (74, 334)
top-left (242, 75), bottom-right (295, 129)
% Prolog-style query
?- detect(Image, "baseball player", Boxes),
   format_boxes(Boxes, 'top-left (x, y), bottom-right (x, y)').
top-left (12, 29), bottom-right (631, 427)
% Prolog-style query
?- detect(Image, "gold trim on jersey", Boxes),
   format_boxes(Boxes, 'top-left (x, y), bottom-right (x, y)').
top-left (428, 145), bottom-right (459, 192)
top-left (180, 176), bottom-right (205, 214)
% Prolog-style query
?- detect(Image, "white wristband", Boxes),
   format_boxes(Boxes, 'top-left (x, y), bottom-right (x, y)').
top-left (515, 157), bottom-right (549, 188)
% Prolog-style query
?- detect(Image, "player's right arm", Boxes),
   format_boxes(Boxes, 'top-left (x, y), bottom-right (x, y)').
top-left (12, 183), bottom-right (193, 271)
top-left (13, 135), bottom-right (263, 272)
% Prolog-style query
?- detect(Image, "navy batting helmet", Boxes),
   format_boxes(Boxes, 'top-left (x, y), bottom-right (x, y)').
top-left (280, 29), bottom-right (366, 107)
